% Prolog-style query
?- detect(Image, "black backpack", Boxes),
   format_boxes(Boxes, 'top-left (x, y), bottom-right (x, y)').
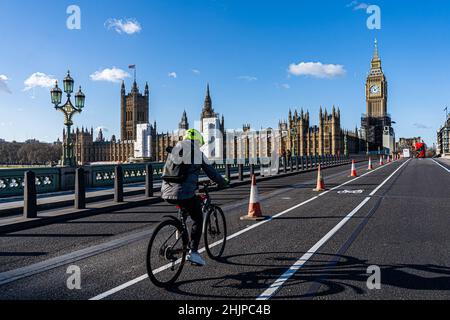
top-left (161, 146), bottom-right (189, 183)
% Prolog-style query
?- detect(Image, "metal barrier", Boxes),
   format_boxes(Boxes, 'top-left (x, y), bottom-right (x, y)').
top-left (0, 167), bottom-right (60, 197)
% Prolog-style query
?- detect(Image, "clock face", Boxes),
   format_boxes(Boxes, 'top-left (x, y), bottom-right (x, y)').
top-left (370, 85), bottom-right (380, 95)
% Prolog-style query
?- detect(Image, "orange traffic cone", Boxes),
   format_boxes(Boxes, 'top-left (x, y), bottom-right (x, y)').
top-left (367, 157), bottom-right (373, 170)
top-left (380, 155), bottom-right (384, 166)
top-left (350, 160), bottom-right (358, 177)
top-left (241, 175), bottom-right (268, 221)
top-left (313, 164), bottom-right (326, 191)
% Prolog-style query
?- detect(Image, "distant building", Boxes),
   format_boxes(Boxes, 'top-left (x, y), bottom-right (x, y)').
top-left (284, 107), bottom-right (365, 156)
top-left (397, 137), bottom-right (422, 157)
top-left (154, 85), bottom-right (226, 162)
top-left (121, 80), bottom-right (150, 141)
top-left (361, 40), bottom-right (394, 152)
top-left (437, 115), bottom-right (450, 157)
top-left (134, 123), bottom-right (153, 159)
top-left (154, 112), bottom-right (190, 162)
top-left (73, 81), bottom-right (154, 165)
top-left (199, 84), bottom-right (225, 160)
top-left (72, 127), bottom-right (134, 164)
top-left (383, 126), bottom-right (396, 154)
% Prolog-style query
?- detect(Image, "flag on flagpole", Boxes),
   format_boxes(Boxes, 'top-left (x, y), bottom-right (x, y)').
top-left (129, 65), bottom-right (136, 82)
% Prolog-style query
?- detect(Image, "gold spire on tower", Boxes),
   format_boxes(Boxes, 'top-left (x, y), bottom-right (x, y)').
top-left (371, 38), bottom-right (382, 72)
top-left (374, 38), bottom-right (379, 59)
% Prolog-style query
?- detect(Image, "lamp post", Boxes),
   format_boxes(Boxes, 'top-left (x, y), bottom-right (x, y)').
top-left (50, 71), bottom-right (85, 167)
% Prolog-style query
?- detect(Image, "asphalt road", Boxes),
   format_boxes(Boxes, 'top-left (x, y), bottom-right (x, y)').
top-left (0, 158), bottom-right (449, 300)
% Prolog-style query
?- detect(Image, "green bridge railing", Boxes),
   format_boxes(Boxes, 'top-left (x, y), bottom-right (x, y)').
top-left (0, 154), bottom-right (354, 198)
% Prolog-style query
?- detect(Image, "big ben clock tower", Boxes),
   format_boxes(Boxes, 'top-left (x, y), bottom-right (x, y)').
top-left (361, 39), bottom-right (392, 150)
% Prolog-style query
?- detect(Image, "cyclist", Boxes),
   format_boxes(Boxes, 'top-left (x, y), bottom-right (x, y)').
top-left (161, 128), bottom-right (229, 266)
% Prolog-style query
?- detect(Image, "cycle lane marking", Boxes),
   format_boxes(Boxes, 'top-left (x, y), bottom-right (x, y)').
top-left (90, 161), bottom-right (399, 300)
top-left (256, 159), bottom-right (410, 300)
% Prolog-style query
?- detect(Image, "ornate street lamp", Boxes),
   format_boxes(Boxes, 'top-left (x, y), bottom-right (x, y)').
top-left (50, 71), bottom-right (86, 167)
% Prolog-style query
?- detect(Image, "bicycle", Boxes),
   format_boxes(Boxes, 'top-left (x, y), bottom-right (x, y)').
top-left (146, 181), bottom-right (227, 287)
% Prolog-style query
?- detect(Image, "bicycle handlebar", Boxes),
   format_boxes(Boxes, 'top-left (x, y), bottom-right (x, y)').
top-left (198, 181), bottom-right (214, 187)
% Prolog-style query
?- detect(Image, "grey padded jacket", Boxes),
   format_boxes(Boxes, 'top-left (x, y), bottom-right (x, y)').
top-left (161, 140), bottom-right (226, 201)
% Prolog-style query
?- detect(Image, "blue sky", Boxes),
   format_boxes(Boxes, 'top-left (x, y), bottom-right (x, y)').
top-left (0, 0), bottom-right (449, 146)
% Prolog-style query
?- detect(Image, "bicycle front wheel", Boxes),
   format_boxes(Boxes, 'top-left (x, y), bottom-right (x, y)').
top-left (146, 219), bottom-right (188, 287)
top-left (204, 205), bottom-right (227, 260)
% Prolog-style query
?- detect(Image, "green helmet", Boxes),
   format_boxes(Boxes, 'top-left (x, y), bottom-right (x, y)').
top-left (184, 128), bottom-right (205, 146)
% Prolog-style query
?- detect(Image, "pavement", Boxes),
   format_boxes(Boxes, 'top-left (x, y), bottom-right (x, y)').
top-left (0, 158), bottom-right (449, 300)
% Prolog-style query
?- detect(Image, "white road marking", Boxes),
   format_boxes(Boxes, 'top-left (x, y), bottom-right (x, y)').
top-left (432, 159), bottom-right (450, 173)
top-left (257, 197), bottom-right (371, 300)
top-left (256, 159), bottom-right (410, 300)
top-left (337, 190), bottom-right (364, 194)
top-left (370, 160), bottom-right (410, 196)
top-left (89, 160), bottom-right (398, 300)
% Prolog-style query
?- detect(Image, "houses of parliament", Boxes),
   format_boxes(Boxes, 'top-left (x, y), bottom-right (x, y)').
top-left (71, 41), bottom-right (392, 165)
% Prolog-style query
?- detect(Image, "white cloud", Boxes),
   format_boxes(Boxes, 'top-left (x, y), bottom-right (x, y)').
top-left (168, 72), bottom-right (177, 79)
top-left (23, 72), bottom-right (57, 91)
top-left (90, 67), bottom-right (130, 83)
top-left (105, 18), bottom-right (142, 35)
top-left (275, 83), bottom-right (291, 89)
top-left (347, 1), bottom-right (370, 11)
top-left (288, 62), bottom-right (346, 79)
top-left (354, 3), bottom-right (369, 10)
top-left (192, 69), bottom-right (201, 75)
top-left (95, 126), bottom-right (109, 133)
top-left (238, 75), bottom-right (258, 82)
top-left (0, 75), bottom-right (12, 94)
top-left (413, 123), bottom-right (431, 130)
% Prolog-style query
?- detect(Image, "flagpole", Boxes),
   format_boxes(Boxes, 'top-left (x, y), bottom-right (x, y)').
top-left (129, 65), bottom-right (136, 83)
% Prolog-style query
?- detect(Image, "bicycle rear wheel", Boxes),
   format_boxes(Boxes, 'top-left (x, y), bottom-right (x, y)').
top-left (204, 205), bottom-right (227, 260)
top-left (146, 219), bottom-right (188, 287)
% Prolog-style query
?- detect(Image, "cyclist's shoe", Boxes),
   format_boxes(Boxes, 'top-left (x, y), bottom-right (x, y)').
top-left (187, 251), bottom-right (206, 266)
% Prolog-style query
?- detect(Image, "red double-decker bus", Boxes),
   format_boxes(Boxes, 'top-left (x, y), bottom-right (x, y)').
top-left (415, 142), bottom-right (426, 158)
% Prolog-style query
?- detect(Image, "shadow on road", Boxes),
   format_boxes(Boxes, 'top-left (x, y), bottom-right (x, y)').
top-left (153, 251), bottom-right (450, 300)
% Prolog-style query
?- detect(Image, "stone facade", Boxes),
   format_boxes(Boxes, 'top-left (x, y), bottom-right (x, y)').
top-left (282, 107), bottom-right (363, 157)
top-left (73, 81), bottom-right (152, 165)
top-left (72, 127), bottom-right (134, 164)
top-left (121, 81), bottom-right (150, 141)
top-left (286, 107), bottom-right (341, 156)
top-left (437, 115), bottom-right (450, 157)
